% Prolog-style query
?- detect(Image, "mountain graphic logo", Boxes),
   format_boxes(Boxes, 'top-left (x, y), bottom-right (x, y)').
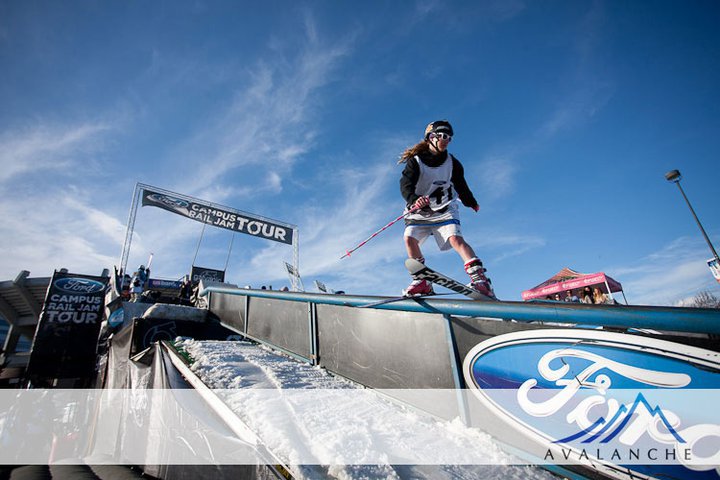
top-left (553, 392), bottom-right (686, 444)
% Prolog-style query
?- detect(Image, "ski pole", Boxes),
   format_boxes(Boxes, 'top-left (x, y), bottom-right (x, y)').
top-left (340, 204), bottom-right (422, 259)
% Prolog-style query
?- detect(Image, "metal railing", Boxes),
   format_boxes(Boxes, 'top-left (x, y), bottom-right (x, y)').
top-left (200, 286), bottom-right (720, 335)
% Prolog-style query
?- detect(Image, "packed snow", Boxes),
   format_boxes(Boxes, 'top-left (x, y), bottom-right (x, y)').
top-left (177, 339), bottom-right (558, 480)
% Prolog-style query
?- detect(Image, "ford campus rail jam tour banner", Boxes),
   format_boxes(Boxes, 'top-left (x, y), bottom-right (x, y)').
top-left (141, 187), bottom-right (293, 245)
top-left (26, 270), bottom-right (109, 386)
top-left (119, 183), bottom-right (300, 291)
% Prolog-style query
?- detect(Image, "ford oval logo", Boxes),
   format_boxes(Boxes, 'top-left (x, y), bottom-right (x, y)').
top-left (54, 277), bottom-right (106, 294)
top-left (464, 329), bottom-right (719, 392)
top-left (148, 193), bottom-right (189, 209)
top-left (462, 329), bottom-right (720, 478)
top-left (108, 308), bottom-right (125, 327)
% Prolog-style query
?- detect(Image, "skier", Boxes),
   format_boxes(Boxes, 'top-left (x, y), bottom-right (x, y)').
top-left (399, 119), bottom-right (495, 298)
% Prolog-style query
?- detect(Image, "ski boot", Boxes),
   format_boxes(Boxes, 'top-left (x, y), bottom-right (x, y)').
top-left (403, 256), bottom-right (434, 297)
top-left (464, 257), bottom-right (496, 299)
top-left (403, 278), bottom-right (434, 297)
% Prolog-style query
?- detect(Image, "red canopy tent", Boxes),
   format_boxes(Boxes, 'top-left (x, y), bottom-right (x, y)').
top-left (521, 267), bottom-right (626, 303)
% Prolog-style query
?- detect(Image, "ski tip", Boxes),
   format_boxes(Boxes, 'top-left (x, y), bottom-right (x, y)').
top-left (404, 257), bottom-right (425, 274)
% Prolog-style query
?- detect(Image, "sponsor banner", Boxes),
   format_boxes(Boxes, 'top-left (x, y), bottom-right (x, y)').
top-left (147, 278), bottom-right (183, 290)
top-left (463, 329), bottom-right (720, 478)
top-left (191, 266), bottom-right (225, 284)
top-left (141, 187), bottom-right (294, 245)
top-left (314, 280), bottom-right (327, 293)
top-left (284, 261), bottom-right (299, 277)
top-left (27, 271), bottom-right (109, 380)
top-left (709, 257), bottom-right (720, 284)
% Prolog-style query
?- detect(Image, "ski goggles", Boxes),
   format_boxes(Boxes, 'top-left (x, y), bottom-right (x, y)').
top-left (432, 132), bottom-right (452, 141)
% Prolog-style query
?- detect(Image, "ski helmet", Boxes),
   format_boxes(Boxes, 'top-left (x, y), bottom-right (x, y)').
top-left (424, 120), bottom-right (453, 140)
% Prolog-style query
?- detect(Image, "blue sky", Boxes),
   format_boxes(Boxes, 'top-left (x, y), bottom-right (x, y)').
top-left (1, 1), bottom-right (718, 305)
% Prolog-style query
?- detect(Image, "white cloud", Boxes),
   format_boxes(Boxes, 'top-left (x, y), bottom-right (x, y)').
top-left (414, 0), bottom-right (441, 17)
top-left (0, 118), bottom-right (125, 279)
top-left (171, 20), bottom-right (352, 197)
top-left (484, 0), bottom-right (526, 22)
top-left (219, 120), bottom-right (552, 293)
top-left (61, 196), bottom-right (127, 242)
top-left (474, 2), bottom-right (613, 197)
top-left (0, 122), bottom-right (111, 182)
top-left (0, 191), bottom-right (121, 278)
top-left (0, 12), bottom-right (356, 283)
top-left (476, 156), bottom-right (518, 200)
top-left (266, 172), bottom-right (283, 194)
top-left (606, 236), bottom-right (719, 306)
top-left (222, 145), bottom-right (408, 293)
top-left (538, 3), bottom-right (614, 139)
top-left (537, 80), bottom-right (614, 139)
top-left (411, 0), bottom-right (525, 27)
top-left (475, 232), bottom-right (546, 262)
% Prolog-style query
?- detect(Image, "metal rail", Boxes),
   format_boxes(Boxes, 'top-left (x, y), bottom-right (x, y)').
top-left (200, 286), bottom-right (720, 335)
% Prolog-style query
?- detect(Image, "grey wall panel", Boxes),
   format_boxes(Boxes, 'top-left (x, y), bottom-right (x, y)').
top-left (209, 292), bottom-right (246, 333)
top-left (316, 304), bottom-right (455, 389)
top-left (246, 298), bottom-right (311, 360)
top-left (450, 316), bottom-right (550, 366)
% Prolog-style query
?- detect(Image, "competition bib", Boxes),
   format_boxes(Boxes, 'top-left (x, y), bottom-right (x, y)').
top-left (413, 155), bottom-right (455, 210)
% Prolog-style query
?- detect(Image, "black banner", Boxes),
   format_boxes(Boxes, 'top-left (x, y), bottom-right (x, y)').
top-left (284, 261), bottom-right (299, 277)
top-left (26, 271), bottom-right (109, 382)
top-left (141, 187), bottom-right (294, 245)
top-left (191, 266), bottom-right (225, 283)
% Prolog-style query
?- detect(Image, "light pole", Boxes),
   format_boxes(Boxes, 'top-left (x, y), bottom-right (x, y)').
top-left (665, 169), bottom-right (720, 264)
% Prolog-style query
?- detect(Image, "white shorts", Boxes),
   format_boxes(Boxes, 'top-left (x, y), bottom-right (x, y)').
top-left (404, 222), bottom-right (462, 251)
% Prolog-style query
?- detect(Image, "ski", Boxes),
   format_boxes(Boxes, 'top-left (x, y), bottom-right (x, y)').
top-left (404, 258), bottom-right (497, 301)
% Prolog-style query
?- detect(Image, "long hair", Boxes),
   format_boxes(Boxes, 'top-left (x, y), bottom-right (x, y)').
top-left (398, 139), bottom-right (432, 164)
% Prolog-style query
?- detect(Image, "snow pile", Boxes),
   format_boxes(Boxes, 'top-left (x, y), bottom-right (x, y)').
top-left (177, 339), bottom-right (556, 479)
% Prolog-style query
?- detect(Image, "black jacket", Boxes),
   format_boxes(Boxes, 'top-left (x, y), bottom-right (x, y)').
top-left (399, 151), bottom-right (478, 209)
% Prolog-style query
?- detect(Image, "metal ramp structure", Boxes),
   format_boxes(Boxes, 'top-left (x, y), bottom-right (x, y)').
top-left (197, 283), bottom-right (720, 480)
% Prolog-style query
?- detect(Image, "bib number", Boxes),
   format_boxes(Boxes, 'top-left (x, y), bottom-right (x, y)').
top-left (429, 185), bottom-right (454, 209)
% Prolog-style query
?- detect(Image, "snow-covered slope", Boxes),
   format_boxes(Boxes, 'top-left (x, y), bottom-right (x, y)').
top-left (178, 339), bottom-right (558, 480)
